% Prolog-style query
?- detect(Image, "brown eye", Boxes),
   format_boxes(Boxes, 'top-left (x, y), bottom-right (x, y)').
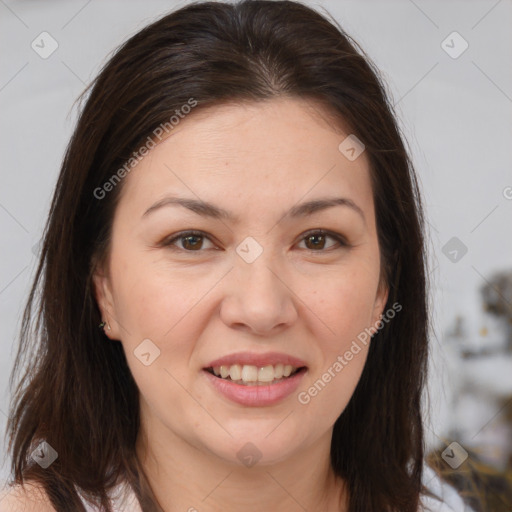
top-left (181, 234), bottom-right (203, 250)
top-left (298, 230), bottom-right (347, 251)
top-left (163, 231), bottom-right (215, 252)
top-left (304, 233), bottom-right (327, 250)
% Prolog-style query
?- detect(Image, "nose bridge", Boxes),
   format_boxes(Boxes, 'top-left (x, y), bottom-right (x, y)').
top-left (220, 235), bottom-right (297, 334)
top-left (234, 234), bottom-right (284, 297)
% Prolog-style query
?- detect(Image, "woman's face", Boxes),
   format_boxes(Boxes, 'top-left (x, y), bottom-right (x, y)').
top-left (94, 97), bottom-right (388, 467)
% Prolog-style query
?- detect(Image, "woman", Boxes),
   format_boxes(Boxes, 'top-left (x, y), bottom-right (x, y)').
top-left (1, 1), bottom-right (472, 510)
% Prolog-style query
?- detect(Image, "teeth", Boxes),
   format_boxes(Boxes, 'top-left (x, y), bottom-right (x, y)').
top-left (211, 364), bottom-right (299, 384)
top-left (257, 365), bottom-right (275, 382)
top-left (241, 365), bottom-right (258, 382)
top-left (230, 364), bottom-right (242, 381)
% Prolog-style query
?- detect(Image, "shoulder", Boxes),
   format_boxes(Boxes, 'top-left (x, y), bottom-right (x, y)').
top-left (420, 465), bottom-right (475, 512)
top-left (0, 478), bottom-right (141, 512)
top-left (0, 481), bottom-right (56, 512)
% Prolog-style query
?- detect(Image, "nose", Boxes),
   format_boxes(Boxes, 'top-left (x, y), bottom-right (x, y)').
top-left (219, 252), bottom-right (298, 336)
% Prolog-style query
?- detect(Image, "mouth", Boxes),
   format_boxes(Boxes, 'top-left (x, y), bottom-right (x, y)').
top-left (204, 364), bottom-right (307, 386)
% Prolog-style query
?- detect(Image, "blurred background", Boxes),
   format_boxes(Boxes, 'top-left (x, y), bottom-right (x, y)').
top-left (0, 0), bottom-right (511, 510)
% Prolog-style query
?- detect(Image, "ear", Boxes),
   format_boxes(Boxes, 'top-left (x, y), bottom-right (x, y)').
top-left (371, 278), bottom-right (389, 327)
top-left (92, 262), bottom-right (121, 340)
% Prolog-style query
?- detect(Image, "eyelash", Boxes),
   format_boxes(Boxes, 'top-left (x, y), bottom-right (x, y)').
top-left (161, 229), bottom-right (349, 254)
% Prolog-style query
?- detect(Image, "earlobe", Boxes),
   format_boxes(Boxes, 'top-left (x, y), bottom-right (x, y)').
top-left (372, 281), bottom-right (390, 325)
top-left (92, 267), bottom-right (119, 339)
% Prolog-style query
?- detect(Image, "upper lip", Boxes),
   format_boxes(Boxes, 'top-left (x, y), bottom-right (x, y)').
top-left (204, 351), bottom-right (308, 369)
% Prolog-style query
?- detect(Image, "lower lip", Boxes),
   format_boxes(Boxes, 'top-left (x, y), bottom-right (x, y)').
top-left (203, 368), bottom-right (307, 406)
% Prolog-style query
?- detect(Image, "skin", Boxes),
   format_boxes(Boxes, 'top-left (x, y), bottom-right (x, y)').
top-left (93, 97), bottom-right (389, 512)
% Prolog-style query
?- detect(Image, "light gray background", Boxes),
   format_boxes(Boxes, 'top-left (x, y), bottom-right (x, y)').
top-left (1, 0), bottom-right (511, 485)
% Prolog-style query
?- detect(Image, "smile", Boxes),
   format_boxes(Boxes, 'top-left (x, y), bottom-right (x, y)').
top-left (203, 366), bottom-right (308, 406)
top-left (205, 363), bottom-right (302, 385)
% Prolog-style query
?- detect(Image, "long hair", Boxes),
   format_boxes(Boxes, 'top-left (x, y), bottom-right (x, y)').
top-left (5, 1), bottom-right (429, 510)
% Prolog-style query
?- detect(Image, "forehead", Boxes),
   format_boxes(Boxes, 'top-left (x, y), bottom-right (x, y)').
top-left (115, 97), bottom-right (374, 224)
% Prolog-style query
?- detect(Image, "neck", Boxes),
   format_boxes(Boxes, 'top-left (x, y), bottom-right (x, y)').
top-left (134, 404), bottom-right (347, 512)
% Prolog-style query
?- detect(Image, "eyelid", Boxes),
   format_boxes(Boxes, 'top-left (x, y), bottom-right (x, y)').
top-left (297, 228), bottom-right (349, 249)
top-left (162, 230), bottom-right (217, 251)
top-left (162, 229), bottom-right (349, 252)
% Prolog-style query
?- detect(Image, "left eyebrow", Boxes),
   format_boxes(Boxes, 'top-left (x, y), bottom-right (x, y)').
top-left (287, 197), bottom-right (365, 225)
top-left (142, 195), bottom-right (366, 225)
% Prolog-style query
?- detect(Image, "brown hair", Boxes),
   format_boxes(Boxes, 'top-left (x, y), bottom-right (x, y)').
top-left (5, 1), bottom-right (429, 510)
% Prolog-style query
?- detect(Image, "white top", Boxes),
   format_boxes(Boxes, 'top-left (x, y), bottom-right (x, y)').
top-left (420, 465), bottom-right (475, 511)
top-left (76, 465), bottom-right (474, 511)
top-left (76, 480), bottom-right (142, 512)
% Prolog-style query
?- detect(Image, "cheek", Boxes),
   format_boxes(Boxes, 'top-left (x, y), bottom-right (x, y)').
top-left (111, 249), bottom-right (203, 337)
top-left (109, 251), bottom-right (217, 387)
top-left (112, 264), bottom-right (203, 410)
top-left (297, 262), bottom-right (378, 415)
top-left (300, 292), bottom-right (372, 425)
top-left (297, 327), bottom-right (370, 428)
top-left (311, 266), bottom-right (380, 346)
